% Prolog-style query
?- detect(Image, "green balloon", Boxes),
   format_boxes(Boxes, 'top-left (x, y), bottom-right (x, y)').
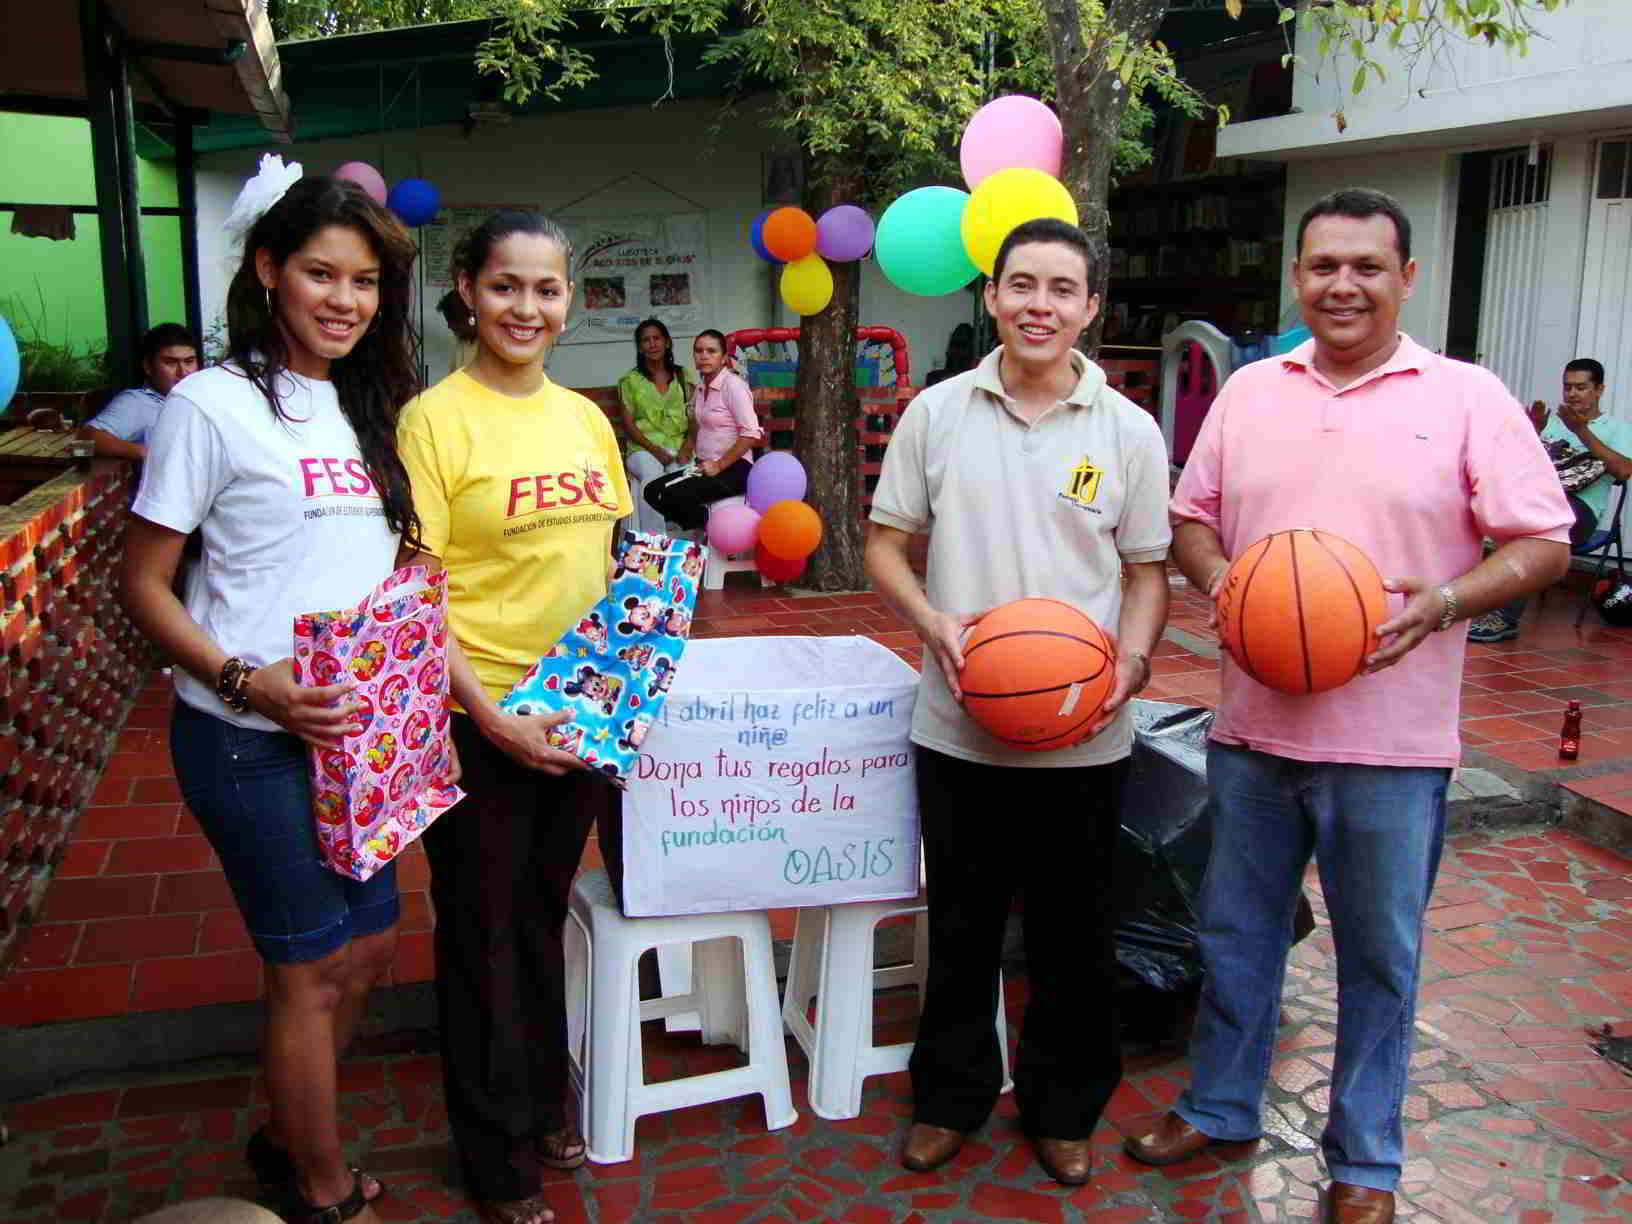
top-left (875, 186), bottom-right (979, 297)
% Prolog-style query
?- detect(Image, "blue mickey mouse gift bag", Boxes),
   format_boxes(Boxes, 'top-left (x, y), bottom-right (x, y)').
top-left (500, 530), bottom-right (701, 783)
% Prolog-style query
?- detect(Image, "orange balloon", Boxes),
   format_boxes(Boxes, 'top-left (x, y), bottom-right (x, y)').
top-left (758, 500), bottom-right (823, 561)
top-left (761, 207), bottom-right (817, 262)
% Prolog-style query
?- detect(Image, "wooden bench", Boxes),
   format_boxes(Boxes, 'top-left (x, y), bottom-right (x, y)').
top-left (574, 383), bottom-right (915, 513)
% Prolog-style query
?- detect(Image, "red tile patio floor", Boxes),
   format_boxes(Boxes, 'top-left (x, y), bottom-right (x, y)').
top-left (2, 567), bottom-right (1629, 1025)
top-left (1, 821), bottom-right (1630, 1222)
top-left (2, 566), bottom-right (1631, 1220)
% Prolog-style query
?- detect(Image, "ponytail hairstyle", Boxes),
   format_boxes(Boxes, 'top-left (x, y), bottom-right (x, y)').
top-left (451, 209), bottom-right (574, 307)
top-left (224, 175), bottom-right (423, 553)
top-left (633, 316), bottom-right (685, 386)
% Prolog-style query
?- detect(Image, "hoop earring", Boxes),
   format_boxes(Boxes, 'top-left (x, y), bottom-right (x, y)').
top-left (264, 288), bottom-right (273, 316)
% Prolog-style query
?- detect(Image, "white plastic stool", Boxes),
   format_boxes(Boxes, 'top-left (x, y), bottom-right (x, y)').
top-left (703, 545), bottom-right (770, 591)
top-left (564, 869), bottom-right (798, 1163)
top-left (782, 899), bottom-right (1014, 1120)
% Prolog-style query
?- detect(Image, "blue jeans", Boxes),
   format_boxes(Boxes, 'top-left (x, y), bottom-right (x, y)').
top-left (1176, 743), bottom-right (1449, 1192)
top-left (171, 701), bottom-right (399, 964)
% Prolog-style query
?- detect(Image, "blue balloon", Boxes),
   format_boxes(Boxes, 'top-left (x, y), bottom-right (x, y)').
top-left (387, 178), bottom-right (441, 227)
top-left (748, 210), bottom-right (782, 265)
top-left (0, 316), bottom-right (17, 415)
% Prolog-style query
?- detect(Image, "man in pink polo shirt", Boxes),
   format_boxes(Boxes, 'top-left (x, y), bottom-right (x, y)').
top-left (1125, 189), bottom-right (1572, 1224)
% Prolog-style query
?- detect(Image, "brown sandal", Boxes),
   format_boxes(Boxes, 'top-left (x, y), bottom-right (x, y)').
top-left (533, 1125), bottom-right (587, 1171)
top-left (477, 1194), bottom-right (555, 1224)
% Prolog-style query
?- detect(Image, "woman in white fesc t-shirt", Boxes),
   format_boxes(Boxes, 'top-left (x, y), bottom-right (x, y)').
top-left (120, 172), bottom-right (422, 1224)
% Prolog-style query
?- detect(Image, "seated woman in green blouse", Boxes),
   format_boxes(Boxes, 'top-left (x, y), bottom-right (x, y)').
top-left (617, 317), bottom-right (693, 535)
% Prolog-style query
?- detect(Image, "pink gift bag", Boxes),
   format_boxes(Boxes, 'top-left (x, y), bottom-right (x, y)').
top-left (293, 565), bottom-right (464, 881)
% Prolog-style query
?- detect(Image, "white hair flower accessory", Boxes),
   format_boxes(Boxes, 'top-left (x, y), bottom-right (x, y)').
top-left (224, 153), bottom-right (304, 251)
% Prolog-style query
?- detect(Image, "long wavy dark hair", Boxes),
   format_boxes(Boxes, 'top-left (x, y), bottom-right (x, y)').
top-left (632, 316), bottom-right (685, 386)
top-left (224, 175), bottom-right (423, 552)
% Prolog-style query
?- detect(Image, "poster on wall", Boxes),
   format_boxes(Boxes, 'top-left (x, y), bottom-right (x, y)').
top-left (422, 203), bottom-right (539, 290)
top-left (556, 212), bottom-right (709, 345)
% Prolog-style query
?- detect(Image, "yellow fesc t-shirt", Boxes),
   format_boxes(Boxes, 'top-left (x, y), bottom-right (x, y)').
top-left (398, 370), bottom-right (632, 704)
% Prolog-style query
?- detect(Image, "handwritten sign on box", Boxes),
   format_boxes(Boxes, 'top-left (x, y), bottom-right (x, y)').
top-left (621, 636), bottom-right (922, 916)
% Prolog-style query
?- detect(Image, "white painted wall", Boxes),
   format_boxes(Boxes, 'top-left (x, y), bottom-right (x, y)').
top-left (1280, 149), bottom-right (1457, 349)
top-left (195, 99), bottom-right (974, 390)
top-left (1222, 0), bottom-right (1632, 161)
top-left (1290, 0), bottom-right (1629, 115)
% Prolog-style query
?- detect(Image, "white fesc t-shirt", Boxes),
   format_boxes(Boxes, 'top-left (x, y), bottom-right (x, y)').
top-left (132, 364), bottom-right (400, 729)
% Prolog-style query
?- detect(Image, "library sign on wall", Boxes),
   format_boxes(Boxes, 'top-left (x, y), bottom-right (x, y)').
top-left (557, 211), bottom-right (710, 345)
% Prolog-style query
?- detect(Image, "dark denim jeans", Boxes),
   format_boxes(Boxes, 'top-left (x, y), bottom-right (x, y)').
top-left (1176, 742), bottom-right (1449, 1192)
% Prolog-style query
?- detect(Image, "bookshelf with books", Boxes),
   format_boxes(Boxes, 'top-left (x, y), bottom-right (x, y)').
top-left (1104, 169), bottom-right (1286, 347)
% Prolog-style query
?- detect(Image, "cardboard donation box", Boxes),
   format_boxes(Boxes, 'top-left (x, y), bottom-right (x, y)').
top-left (621, 635), bottom-right (921, 916)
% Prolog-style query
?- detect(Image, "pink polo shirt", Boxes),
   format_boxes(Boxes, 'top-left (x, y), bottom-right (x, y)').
top-left (692, 368), bottom-right (762, 463)
top-left (1171, 335), bottom-right (1572, 768)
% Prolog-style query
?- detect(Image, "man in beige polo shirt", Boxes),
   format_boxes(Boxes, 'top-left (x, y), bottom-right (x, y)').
top-left (866, 217), bottom-right (1172, 1186)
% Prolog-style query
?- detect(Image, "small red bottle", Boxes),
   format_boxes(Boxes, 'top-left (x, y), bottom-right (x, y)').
top-left (1559, 700), bottom-right (1582, 761)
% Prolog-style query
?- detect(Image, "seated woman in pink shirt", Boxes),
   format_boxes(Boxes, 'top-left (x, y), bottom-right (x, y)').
top-left (643, 329), bottom-right (762, 530)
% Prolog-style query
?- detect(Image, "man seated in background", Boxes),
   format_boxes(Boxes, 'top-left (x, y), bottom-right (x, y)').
top-left (78, 323), bottom-right (199, 461)
top-left (1468, 358), bottom-right (1629, 642)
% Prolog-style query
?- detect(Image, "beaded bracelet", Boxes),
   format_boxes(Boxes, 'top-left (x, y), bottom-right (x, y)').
top-left (217, 656), bottom-right (254, 713)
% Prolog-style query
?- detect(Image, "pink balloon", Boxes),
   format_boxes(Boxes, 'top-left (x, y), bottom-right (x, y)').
top-left (959, 96), bottom-right (1064, 191)
top-left (335, 161), bottom-right (387, 205)
top-left (706, 501), bottom-right (761, 555)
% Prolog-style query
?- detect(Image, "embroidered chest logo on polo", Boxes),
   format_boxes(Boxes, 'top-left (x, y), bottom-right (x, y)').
top-left (1059, 456), bottom-right (1105, 513)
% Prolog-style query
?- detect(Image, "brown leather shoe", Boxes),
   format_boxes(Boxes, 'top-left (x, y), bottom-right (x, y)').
top-left (1033, 1137), bottom-right (1093, 1185)
top-left (900, 1123), bottom-right (964, 1173)
top-left (1320, 1183), bottom-right (1395, 1223)
top-left (1122, 1111), bottom-right (1249, 1166)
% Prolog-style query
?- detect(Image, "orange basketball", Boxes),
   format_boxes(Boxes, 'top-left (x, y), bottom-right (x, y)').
top-left (1216, 529), bottom-right (1388, 696)
top-left (959, 598), bottom-right (1117, 752)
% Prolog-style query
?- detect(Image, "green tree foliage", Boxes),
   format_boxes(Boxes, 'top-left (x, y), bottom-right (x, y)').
top-left (269, 0), bottom-right (1575, 587)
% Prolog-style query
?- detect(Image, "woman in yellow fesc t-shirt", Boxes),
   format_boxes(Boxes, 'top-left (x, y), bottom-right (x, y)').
top-left (397, 210), bottom-right (629, 1224)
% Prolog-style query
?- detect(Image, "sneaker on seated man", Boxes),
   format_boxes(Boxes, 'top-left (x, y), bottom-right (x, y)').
top-left (1467, 357), bottom-right (1628, 644)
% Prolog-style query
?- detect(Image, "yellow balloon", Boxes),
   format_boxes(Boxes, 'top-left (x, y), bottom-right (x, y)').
top-left (779, 254), bottom-right (834, 316)
top-left (960, 167), bottom-right (1079, 277)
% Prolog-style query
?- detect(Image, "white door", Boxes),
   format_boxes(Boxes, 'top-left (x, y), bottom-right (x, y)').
top-left (1477, 148), bottom-right (1551, 401)
top-left (1579, 137), bottom-right (1632, 391)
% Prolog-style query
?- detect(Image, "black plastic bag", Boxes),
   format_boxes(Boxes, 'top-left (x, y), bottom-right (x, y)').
top-left (1112, 701), bottom-right (1315, 1044)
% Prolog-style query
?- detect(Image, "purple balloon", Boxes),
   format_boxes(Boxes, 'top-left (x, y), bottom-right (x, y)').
top-left (815, 205), bottom-right (875, 262)
top-left (749, 210), bottom-right (782, 265)
top-left (745, 451), bottom-right (808, 513)
top-left (707, 501), bottom-right (762, 554)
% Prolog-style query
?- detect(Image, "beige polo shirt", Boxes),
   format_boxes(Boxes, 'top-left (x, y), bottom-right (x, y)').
top-left (871, 346), bottom-right (1171, 768)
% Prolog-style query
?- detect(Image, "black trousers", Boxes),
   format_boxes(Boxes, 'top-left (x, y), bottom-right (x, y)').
top-left (908, 745), bottom-right (1129, 1139)
top-left (424, 714), bottom-right (623, 1201)
top-left (643, 457), bottom-right (752, 530)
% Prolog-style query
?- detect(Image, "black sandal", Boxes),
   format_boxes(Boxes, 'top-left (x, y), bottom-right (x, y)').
top-left (478, 1195), bottom-right (556, 1224)
top-left (533, 1125), bottom-right (587, 1172)
top-left (249, 1128), bottom-right (386, 1206)
top-left (285, 1171), bottom-right (371, 1223)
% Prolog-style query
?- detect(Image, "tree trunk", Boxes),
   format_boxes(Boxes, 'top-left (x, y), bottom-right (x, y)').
top-left (793, 152), bottom-right (865, 592)
top-left (1043, 0), bottom-right (1168, 357)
